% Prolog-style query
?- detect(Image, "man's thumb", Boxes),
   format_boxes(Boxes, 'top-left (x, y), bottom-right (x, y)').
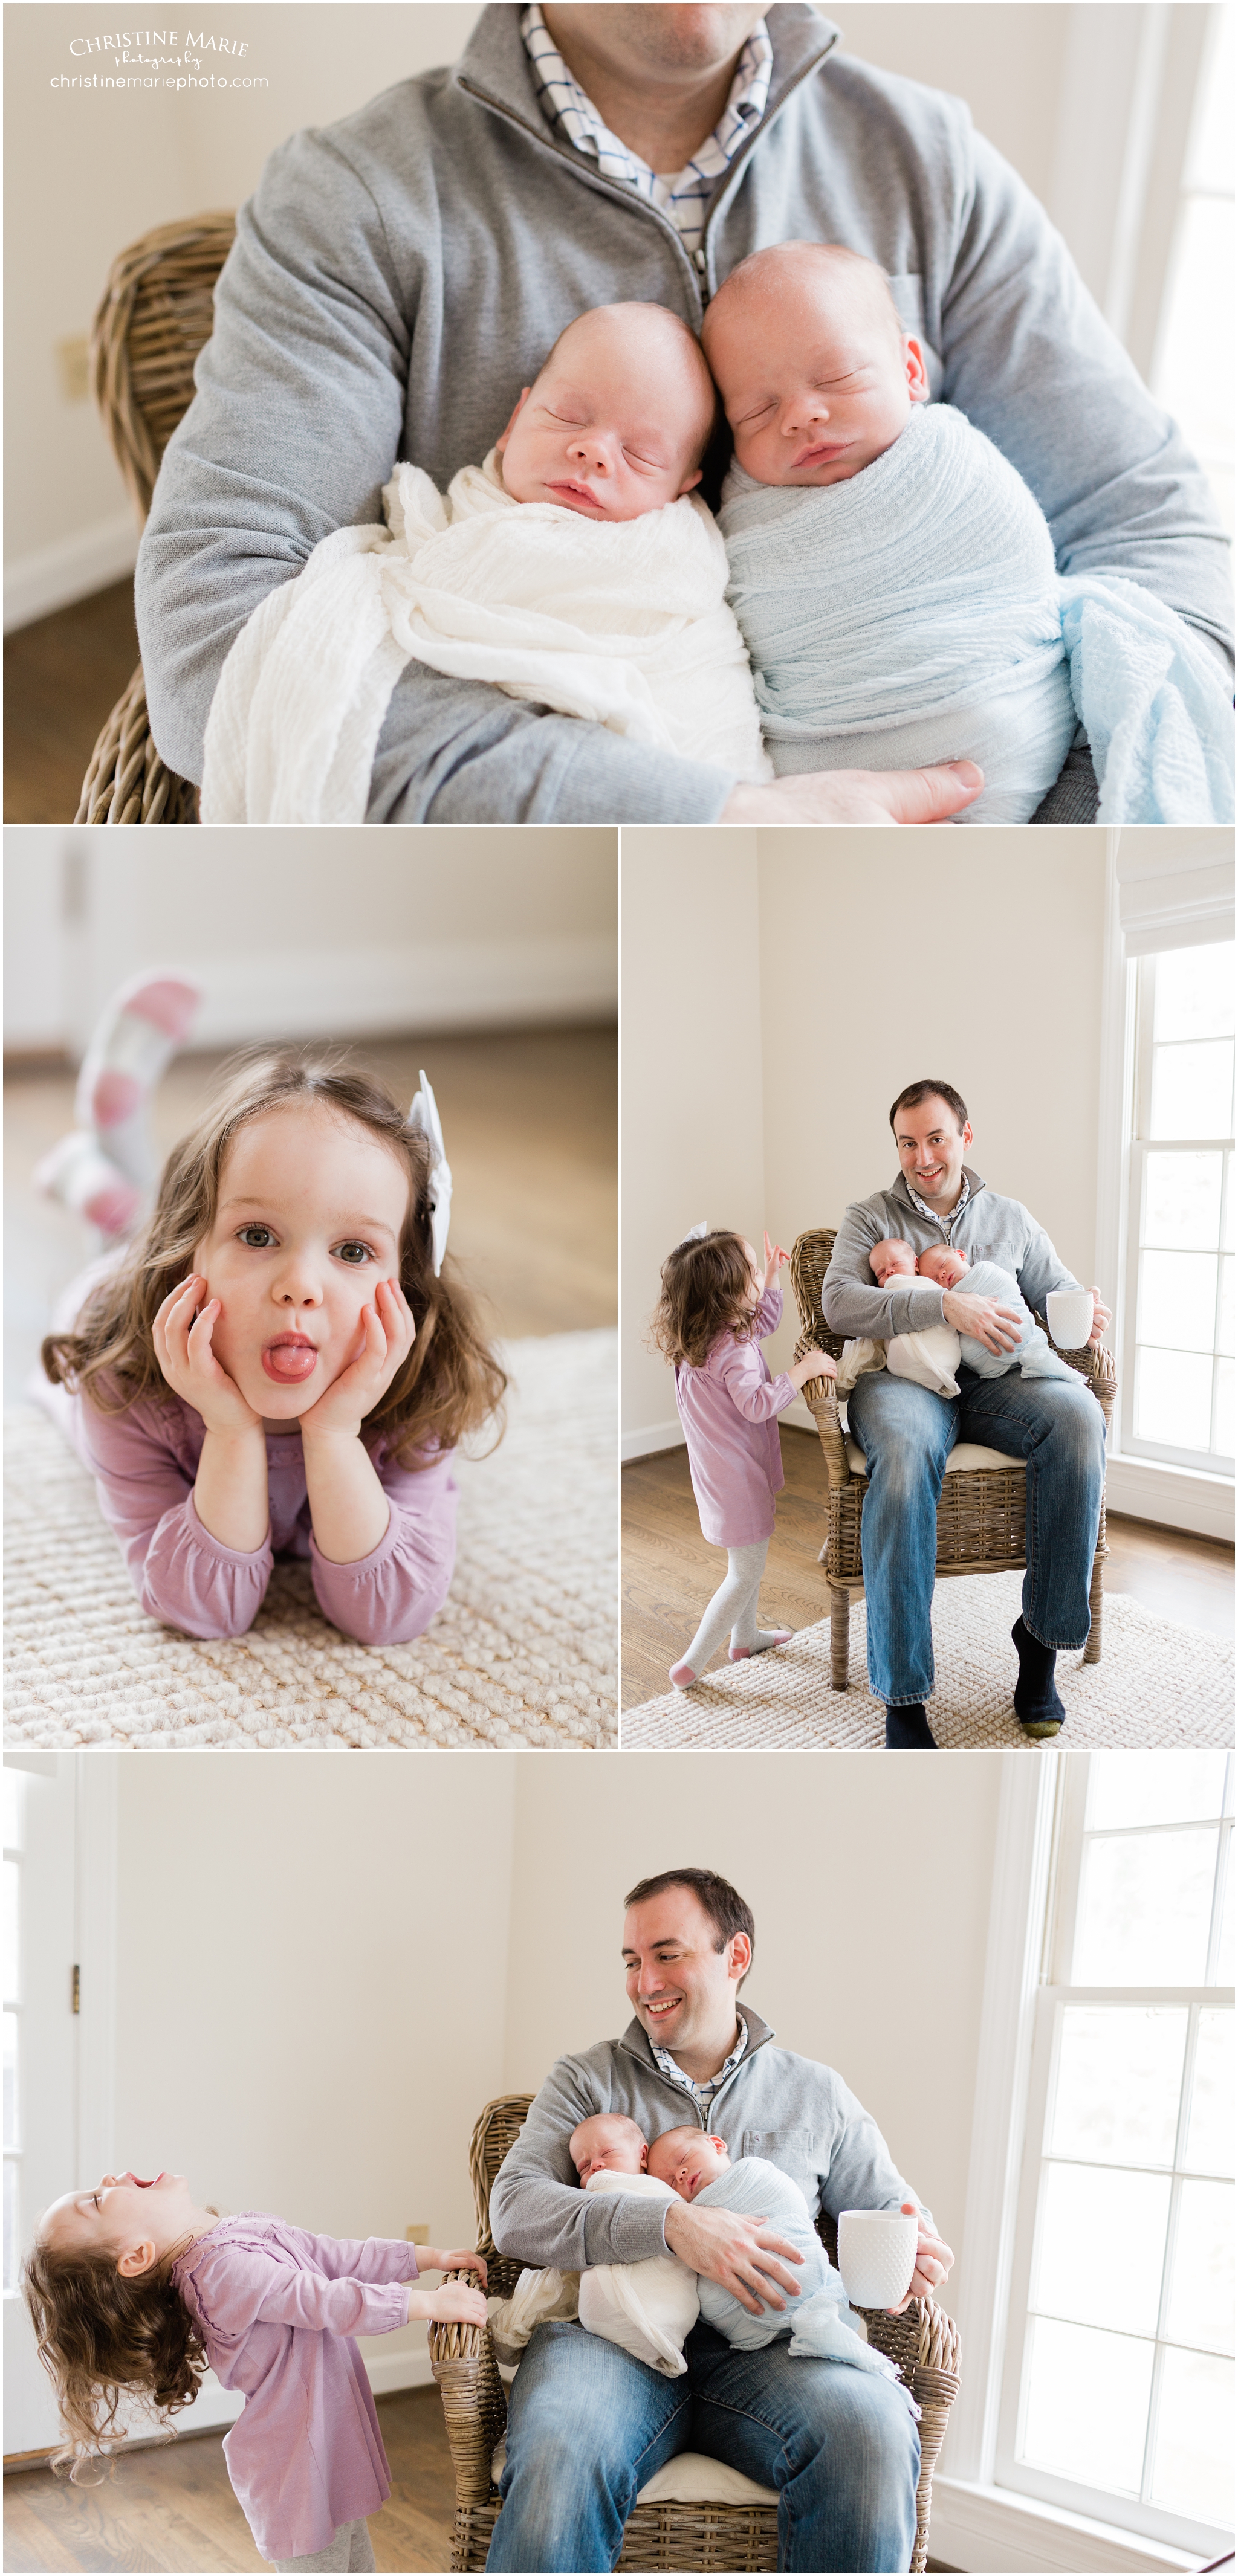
top-left (890, 760), bottom-right (984, 823)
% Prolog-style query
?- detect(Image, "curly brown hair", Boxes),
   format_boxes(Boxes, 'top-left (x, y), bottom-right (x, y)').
top-left (22, 2235), bottom-right (208, 2478)
top-left (647, 1230), bottom-right (757, 1371)
top-left (41, 1049), bottom-right (507, 1468)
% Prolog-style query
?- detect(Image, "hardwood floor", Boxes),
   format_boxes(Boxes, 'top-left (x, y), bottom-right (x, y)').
top-left (5, 1028), bottom-right (616, 1406)
top-left (4, 580), bottom-right (140, 824)
top-left (2, 2387), bottom-right (457, 2574)
top-left (621, 1425), bottom-right (1234, 1709)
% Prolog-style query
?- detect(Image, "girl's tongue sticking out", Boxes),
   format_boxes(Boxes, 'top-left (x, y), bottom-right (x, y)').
top-left (262, 1334), bottom-right (318, 1384)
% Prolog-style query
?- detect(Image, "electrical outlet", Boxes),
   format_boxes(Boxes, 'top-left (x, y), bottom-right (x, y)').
top-left (405, 2224), bottom-right (430, 2244)
top-left (56, 335), bottom-right (91, 402)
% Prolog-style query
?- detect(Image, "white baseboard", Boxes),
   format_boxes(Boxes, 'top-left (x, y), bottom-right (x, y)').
top-left (621, 1418), bottom-right (684, 1463)
top-left (4, 512), bottom-right (139, 632)
top-left (929, 2478), bottom-right (1201, 2575)
top-left (1104, 1452), bottom-right (1234, 1543)
top-left (186, 937), bottom-right (616, 1047)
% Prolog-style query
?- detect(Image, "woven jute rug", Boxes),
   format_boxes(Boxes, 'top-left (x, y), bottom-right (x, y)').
top-left (621, 1570), bottom-right (1233, 1749)
top-left (4, 1331), bottom-right (617, 1750)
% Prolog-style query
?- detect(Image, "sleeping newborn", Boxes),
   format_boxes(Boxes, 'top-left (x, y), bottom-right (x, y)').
top-left (704, 242), bottom-right (1077, 824)
top-left (836, 1237), bottom-right (964, 1397)
top-left (486, 2113), bottom-right (701, 2378)
top-left (646, 2127), bottom-right (907, 2389)
top-left (202, 302), bottom-right (771, 824)
top-left (918, 1245), bottom-right (1078, 1380)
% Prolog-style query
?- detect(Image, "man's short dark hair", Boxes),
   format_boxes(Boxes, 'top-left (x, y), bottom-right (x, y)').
top-left (889, 1079), bottom-right (969, 1135)
top-left (623, 1868), bottom-right (754, 1984)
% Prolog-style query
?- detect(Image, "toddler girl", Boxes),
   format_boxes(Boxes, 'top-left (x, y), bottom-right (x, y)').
top-left (39, 1026), bottom-right (505, 1648)
top-left (649, 1228), bottom-right (835, 1689)
top-left (23, 2166), bottom-right (487, 2572)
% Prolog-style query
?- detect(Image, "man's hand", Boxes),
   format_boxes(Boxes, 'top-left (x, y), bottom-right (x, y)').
top-left (1087, 1289), bottom-right (1112, 1349)
top-left (663, 2197), bottom-right (805, 2317)
top-left (720, 762), bottom-right (984, 828)
top-left (941, 1289), bottom-right (1023, 1354)
top-left (888, 2203), bottom-right (955, 2314)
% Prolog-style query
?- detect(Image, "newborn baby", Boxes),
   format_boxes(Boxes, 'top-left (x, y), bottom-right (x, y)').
top-left (646, 2126), bottom-right (905, 2389)
top-left (836, 1237), bottom-right (963, 1398)
top-left (705, 242), bottom-right (1078, 824)
top-left (918, 1245), bottom-right (1077, 1380)
top-left (203, 302), bottom-right (771, 824)
top-left (487, 2113), bottom-right (701, 2378)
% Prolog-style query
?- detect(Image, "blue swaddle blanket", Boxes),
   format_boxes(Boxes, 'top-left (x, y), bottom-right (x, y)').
top-left (720, 403), bottom-right (1233, 825)
top-left (953, 1260), bottom-right (1076, 1383)
top-left (692, 2157), bottom-right (911, 2398)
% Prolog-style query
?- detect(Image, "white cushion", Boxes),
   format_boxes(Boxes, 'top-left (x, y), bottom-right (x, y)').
top-left (637, 2455), bottom-right (779, 2508)
top-left (491, 2444), bottom-right (777, 2510)
top-left (845, 1437), bottom-right (1015, 1478)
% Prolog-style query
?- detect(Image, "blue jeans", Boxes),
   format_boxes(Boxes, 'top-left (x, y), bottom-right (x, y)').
top-left (846, 1363), bottom-right (1106, 1706)
top-left (486, 2317), bottom-right (920, 2573)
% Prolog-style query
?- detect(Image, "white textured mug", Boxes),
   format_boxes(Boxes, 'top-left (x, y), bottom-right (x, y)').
top-left (837, 2209), bottom-right (919, 2311)
top-left (1045, 1286), bottom-right (1094, 1349)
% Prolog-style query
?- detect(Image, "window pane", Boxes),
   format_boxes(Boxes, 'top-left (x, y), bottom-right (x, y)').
top-left (1165, 2178), bottom-right (1235, 2355)
top-left (1184, 2), bottom-right (1235, 192)
top-left (1216, 1358), bottom-right (1234, 1459)
top-left (1034, 2163), bottom-right (1170, 2336)
top-left (1187, 2012), bottom-right (1236, 2178)
top-left (1137, 1250), bottom-right (1220, 1352)
top-left (1051, 2007), bottom-right (1187, 2167)
top-left (2, 2010), bottom-right (16, 2153)
top-left (1153, 946), bottom-right (1236, 1045)
top-left (1020, 2317), bottom-right (1153, 2493)
top-left (2, 1859), bottom-right (18, 2007)
top-left (1, 1769), bottom-right (23, 1853)
top-left (1133, 1347), bottom-right (1214, 1450)
top-left (1217, 1256), bottom-right (1234, 1358)
top-left (2, 2159), bottom-right (16, 2298)
top-left (1150, 2348), bottom-right (1234, 2524)
top-left (1074, 1830), bottom-right (1218, 1984)
top-left (1217, 1844), bottom-right (1234, 1986)
top-left (1150, 1041), bottom-right (1234, 1142)
top-left (1087, 1754), bottom-right (1229, 1832)
top-left (1142, 1151), bottom-right (1223, 1249)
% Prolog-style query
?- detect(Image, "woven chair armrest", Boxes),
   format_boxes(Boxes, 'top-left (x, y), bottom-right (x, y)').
top-left (429, 2282), bottom-right (507, 2508)
top-left (792, 1334), bottom-right (851, 1485)
top-left (861, 2293), bottom-right (961, 2395)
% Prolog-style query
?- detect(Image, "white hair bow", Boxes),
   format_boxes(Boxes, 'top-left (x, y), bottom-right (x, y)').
top-left (681, 1221), bottom-right (708, 1244)
top-left (407, 1069), bottom-right (453, 1276)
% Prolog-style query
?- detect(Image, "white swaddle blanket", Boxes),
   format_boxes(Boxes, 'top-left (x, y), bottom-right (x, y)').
top-left (487, 2171), bottom-right (700, 2380)
top-left (201, 453), bottom-right (771, 824)
top-left (720, 404), bottom-right (1076, 824)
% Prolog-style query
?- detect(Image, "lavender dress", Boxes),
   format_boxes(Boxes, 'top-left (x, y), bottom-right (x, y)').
top-left (673, 1283), bottom-right (799, 1547)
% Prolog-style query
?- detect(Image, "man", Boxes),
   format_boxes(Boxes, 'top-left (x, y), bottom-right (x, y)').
top-left (822, 1082), bottom-right (1110, 1748)
top-left (487, 1867), bottom-right (953, 2572)
top-left (136, 4), bottom-right (1230, 824)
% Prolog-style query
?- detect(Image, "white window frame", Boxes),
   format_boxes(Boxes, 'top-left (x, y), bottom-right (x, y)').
top-left (994, 1755), bottom-right (1234, 2560)
top-left (1120, 947), bottom-right (1235, 1476)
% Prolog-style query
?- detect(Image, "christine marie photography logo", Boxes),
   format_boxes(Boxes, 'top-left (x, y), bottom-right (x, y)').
top-left (52, 26), bottom-right (267, 86)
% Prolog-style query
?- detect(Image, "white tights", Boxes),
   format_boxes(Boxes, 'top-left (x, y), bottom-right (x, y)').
top-left (681, 1540), bottom-right (770, 1675)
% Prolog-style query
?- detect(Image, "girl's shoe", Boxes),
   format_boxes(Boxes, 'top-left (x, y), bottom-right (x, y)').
top-left (669, 1661), bottom-right (698, 1690)
top-left (728, 1629), bottom-right (794, 1660)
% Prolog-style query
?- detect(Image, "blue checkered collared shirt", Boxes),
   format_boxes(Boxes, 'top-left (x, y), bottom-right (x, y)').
top-left (522, 5), bottom-right (773, 266)
top-left (650, 2013), bottom-right (749, 2115)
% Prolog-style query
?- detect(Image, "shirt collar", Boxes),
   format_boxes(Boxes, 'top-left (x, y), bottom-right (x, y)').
top-left (650, 2013), bottom-right (749, 2105)
top-left (522, 7), bottom-right (773, 234)
top-left (904, 1171), bottom-right (971, 1228)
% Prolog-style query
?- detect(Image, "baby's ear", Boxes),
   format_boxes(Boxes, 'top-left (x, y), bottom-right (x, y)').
top-left (639, 2140), bottom-right (649, 2170)
top-left (677, 468), bottom-right (704, 496)
top-left (904, 336), bottom-right (930, 405)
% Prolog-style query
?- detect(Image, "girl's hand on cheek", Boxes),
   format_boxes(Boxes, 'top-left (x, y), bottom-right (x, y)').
top-left (299, 1277), bottom-right (416, 1445)
top-left (152, 1277), bottom-right (262, 1435)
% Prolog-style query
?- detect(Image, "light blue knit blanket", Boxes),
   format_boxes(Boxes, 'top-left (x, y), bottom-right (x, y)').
top-left (720, 404), bottom-right (1233, 825)
top-left (692, 2157), bottom-right (915, 2403)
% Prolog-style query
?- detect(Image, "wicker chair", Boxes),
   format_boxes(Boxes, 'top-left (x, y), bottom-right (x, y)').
top-left (427, 2094), bottom-right (962, 2575)
top-left (789, 1228), bottom-right (1117, 1690)
top-left (76, 212), bottom-right (236, 824)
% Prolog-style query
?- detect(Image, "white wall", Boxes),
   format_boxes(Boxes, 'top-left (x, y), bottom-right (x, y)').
top-left (620, 828), bottom-right (765, 1455)
top-left (621, 826), bottom-right (1107, 1451)
top-left (2, 825), bottom-right (617, 1056)
top-left (4, 2), bottom-right (1200, 619)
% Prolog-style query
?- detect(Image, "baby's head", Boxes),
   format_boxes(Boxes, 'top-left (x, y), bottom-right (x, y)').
top-left (870, 1238), bottom-right (918, 1290)
top-left (702, 241), bottom-right (928, 487)
top-left (44, 1052), bottom-right (505, 1458)
top-left (918, 1244), bottom-right (968, 1289)
top-left (496, 303), bottom-right (717, 521)
top-left (649, 1229), bottom-right (763, 1370)
top-left (647, 2126), bottom-right (731, 2201)
top-left (570, 2113), bottom-right (649, 2184)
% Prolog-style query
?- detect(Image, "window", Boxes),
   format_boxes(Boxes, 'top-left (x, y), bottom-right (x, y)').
top-left (998, 1753), bottom-right (1234, 2556)
top-left (1150, 4), bottom-right (1236, 532)
top-left (3, 1767), bottom-right (24, 2295)
top-left (1122, 941), bottom-right (1234, 1475)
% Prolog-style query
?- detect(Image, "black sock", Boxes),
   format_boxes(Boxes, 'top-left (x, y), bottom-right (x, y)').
top-left (885, 1704), bottom-right (937, 1749)
top-left (1011, 1616), bottom-right (1065, 1724)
